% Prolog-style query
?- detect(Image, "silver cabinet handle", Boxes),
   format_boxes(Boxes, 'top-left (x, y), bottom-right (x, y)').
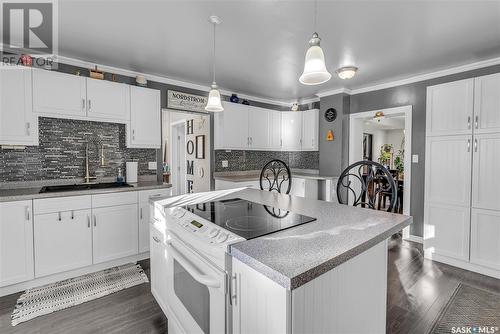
top-left (88, 99), bottom-right (92, 111)
top-left (475, 115), bottom-right (479, 129)
top-left (58, 212), bottom-right (62, 221)
top-left (230, 273), bottom-right (237, 306)
top-left (71, 210), bottom-right (74, 220)
top-left (132, 129), bottom-right (135, 140)
top-left (152, 236), bottom-right (160, 243)
top-left (467, 116), bottom-right (471, 129)
top-left (25, 206), bottom-right (30, 221)
top-left (82, 98), bottom-right (86, 110)
top-left (87, 215), bottom-right (90, 228)
top-left (26, 122), bottom-right (30, 135)
top-left (140, 207), bottom-right (143, 220)
top-left (467, 139), bottom-right (471, 152)
top-left (93, 214), bottom-right (96, 227)
top-left (474, 138), bottom-right (478, 152)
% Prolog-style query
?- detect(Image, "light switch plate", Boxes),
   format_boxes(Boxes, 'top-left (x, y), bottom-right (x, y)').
top-left (412, 154), bottom-right (419, 163)
top-left (222, 160), bottom-right (228, 168)
top-left (148, 161), bottom-right (157, 170)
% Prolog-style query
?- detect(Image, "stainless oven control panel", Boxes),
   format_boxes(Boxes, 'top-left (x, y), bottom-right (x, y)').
top-left (168, 207), bottom-right (244, 247)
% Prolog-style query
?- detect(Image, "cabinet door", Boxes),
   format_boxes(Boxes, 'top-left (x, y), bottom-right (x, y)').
top-left (0, 200), bottom-right (34, 287)
top-left (86, 78), bottom-right (130, 122)
top-left (474, 73), bottom-right (500, 134)
top-left (248, 107), bottom-right (270, 150)
top-left (219, 102), bottom-right (249, 149)
top-left (424, 203), bottom-right (470, 261)
top-left (426, 79), bottom-right (474, 136)
top-left (92, 204), bottom-right (138, 264)
top-left (269, 110), bottom-right (282, 150)
top-left (425, 135), bottom-right (472, 207)
top-left (150, 226), bottom-right (169, 313)
top-left (472, 133), bottom-right (500, 211)
top-left (281, 111), bottom-right (302, 151)
top-left (470, 208), bottom-right (500, 270)
top-left (128, 86), bottom-right (161, 148)
top-left (34, 209), bottom-right (92, 277)
top-left (139, 202), bottom-right (150, 253)
top-left (32, 68), bottom-right (86, 118)
top-left (301, 109), bottom-right (319, 151)
top-left (0, 66), bottom-right (36, 145)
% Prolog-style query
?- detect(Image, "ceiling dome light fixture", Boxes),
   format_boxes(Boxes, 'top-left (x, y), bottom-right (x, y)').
top-left (336, 66), bottom-right (358, 80)
top-left (373, 111), bottom-right (385, 122)
top-left (299, 1), bottom-right (331, 86)
top-left (205, 15), bottom-right (224, 113)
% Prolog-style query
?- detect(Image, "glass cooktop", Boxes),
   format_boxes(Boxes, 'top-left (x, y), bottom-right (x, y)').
top-left (183, 198), bottom-right (316, 240)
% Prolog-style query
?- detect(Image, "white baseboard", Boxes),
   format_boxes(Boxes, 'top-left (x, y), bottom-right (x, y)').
top-left (424, 251), bottom-right (499, 279)
top-left (0, 252), bottom-right (149, 297)
top-left (403, 234), bottom-right (423, 244)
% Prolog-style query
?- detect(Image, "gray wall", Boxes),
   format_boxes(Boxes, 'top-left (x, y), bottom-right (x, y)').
top-left (322, 64), bottom-right (500, 238)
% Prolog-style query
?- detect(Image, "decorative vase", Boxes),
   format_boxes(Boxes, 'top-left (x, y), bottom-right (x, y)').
top-left (230, 94), bottom-right (239, 103)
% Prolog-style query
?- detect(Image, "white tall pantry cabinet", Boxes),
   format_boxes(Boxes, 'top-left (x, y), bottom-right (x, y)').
top-left (424, 73), bottom-right (500, 278)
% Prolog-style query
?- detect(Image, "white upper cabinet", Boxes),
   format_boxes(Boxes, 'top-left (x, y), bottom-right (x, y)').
top-left (248, 106), bottom-right (270, 150)
top-left (269, 110), bottom-right (282, 150)
top-left (0, 66), bottom-right (37, 146)
top-left (127, 86), bottom-right (161, 148)
top-left (32, 68), bottom-right (86, 118)
top-left (472, 133), bottom-right (500, 211)
top-left (301, 109), bottom-right (319, 151)
top-left (426, 79), bottom-right (474, 136)
top-left (215, 102), bottom-right (249, 149)
top-left (281, 111), bottom-right (302, 151)
top-left (0, 200), bottom-right (34, 287)
top-left (86, 78), bottom-right (130, 122)
top-left (474, 73), bottom-right (500, 134)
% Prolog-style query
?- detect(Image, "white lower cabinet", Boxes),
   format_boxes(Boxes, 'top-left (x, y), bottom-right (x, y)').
top-left (470, 208), bottom-right (500, 270)
top-left (34, 209), bottom-right (92, 277)
top-left (150, 225), bottom-right (169, 313)
top-left (138, 189), bottom-right (172, 253)
top-left (0, 201), bottom-right (34, 287)
top-left (92, 204), bottom-right (139, 264)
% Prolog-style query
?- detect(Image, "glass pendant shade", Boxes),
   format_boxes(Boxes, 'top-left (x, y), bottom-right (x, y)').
top-left (299, 33), bottom-right (331, 85)
top-left (205, 82), bottom-right (224, 112)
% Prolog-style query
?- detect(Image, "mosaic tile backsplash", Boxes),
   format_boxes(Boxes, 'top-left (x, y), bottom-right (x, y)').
top-left (0, 117), bottom-right (157, 183)
top-left (214, 150), bottom-right (319, 172)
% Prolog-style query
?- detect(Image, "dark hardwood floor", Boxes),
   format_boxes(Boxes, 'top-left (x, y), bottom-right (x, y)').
top-left (0, 237), bottom-right (498, 334)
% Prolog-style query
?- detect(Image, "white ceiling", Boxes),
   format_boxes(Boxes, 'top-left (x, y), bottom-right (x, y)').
top-left (57, 0), bottom-right (500, 102)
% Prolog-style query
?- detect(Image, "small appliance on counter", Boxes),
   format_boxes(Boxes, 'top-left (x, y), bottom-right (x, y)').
top-left (126, 161), bottom-right (138, 183)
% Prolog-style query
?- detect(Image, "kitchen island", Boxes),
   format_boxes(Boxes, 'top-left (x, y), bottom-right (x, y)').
top-left (151, 187), bottom-right (412, 334)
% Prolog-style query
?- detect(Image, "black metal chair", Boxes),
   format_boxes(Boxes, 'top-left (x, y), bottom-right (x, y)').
top-left (336, 160), bottom-right (398, 212)
top-left (259, 159), bottom-right (292, 194)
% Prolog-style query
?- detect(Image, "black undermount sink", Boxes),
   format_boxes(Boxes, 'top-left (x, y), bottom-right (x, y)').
top-left (39, 182), bottom-right (133, 193)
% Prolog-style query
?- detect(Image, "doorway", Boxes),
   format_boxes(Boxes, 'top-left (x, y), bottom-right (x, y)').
top-left (171, 121), bottom-right (187, 195)
top-left (349, 106), bottom-right (412, 238)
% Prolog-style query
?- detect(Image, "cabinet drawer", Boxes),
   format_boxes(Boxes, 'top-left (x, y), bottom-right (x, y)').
top-left (34, 195), bottom-right (91, 214)
top-left (92, 191), bottom-right (137, 208)
top-left (139, 188), bottom-right (172, 203)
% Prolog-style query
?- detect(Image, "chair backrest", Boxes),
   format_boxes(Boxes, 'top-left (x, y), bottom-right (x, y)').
top-left (336, 160), bottom-right (397, 212)
top-left (259, 159), bottom-right (292, 194)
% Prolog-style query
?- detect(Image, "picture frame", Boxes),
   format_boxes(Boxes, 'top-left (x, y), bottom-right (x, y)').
top-left (195, 135), bottom-right (205, 159)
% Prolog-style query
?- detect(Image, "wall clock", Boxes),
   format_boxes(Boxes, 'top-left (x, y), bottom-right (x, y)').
top-left (324, 108), bottom-right (337, 122)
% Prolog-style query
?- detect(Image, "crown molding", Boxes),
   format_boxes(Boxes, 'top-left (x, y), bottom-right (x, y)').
top-left (316, 87), bottom-right (352, 98)
top-left (55, 55), bottom-right (292, 107)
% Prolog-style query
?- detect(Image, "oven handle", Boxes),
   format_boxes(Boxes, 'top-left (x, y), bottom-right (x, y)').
top-left (166, 239), bottom-right (221, 289)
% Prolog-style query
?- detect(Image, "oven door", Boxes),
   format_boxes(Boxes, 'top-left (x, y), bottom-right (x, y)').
top-left (165, 232), bottom-right (226, 334)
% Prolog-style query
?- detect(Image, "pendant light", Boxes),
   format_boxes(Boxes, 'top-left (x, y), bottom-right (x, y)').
top-left (205, 16), bottom-right (224, 112)
top-left (299, 0), bottom-right (331, 85)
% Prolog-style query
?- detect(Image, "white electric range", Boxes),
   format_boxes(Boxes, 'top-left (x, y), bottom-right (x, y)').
top-left (157, 197), bottom-right (316, 334)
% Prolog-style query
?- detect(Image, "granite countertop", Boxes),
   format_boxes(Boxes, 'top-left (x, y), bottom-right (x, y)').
top-left (214, 170), bottom-right (338, 182)
top-left (154, 188), bottom-right (412, 290)
top-left (0, 181), bottom-right (172, 202)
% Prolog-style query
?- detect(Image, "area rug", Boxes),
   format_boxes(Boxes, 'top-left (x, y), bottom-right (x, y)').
top-left (11, 263), bottom-right (149, 326)
top-left (429, 283), bottom-right (500, 334)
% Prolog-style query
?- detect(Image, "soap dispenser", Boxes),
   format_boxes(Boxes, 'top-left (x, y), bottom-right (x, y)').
top-left (116, 168), bottom-right (124, 183)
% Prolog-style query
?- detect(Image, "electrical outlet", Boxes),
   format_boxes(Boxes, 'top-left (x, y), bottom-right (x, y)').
top-left (222, 160), bottom-right (229, 168)
top-left (148, 161), bottom-right (157, 170)
top-left (412, 154), bottom-right (419, 163)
